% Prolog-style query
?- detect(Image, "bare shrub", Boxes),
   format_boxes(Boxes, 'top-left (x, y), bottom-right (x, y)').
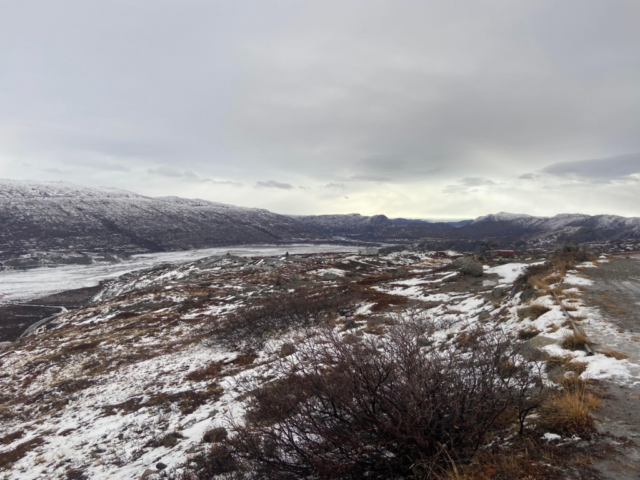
top-left (210, 290), bottom-right (357, 349)
top-left (218, 322), bottom-right (546, 479)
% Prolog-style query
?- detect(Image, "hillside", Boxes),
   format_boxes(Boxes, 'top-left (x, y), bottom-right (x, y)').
top-left (0, 180), bottom-right (324, 260)
top-left (458, 212), bottom-right (640, 242)
top-left (0, 247), bottom-right (637, 478)
top-left (292, 214), bottom-right (456, 240)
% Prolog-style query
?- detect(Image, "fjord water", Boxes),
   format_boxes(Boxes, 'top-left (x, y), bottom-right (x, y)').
top-left (0, 244), bottom-right (360, 303)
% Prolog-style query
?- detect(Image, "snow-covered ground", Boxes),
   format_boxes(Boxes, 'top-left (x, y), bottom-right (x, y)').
top-left (0, 244), bottom-right (360, 303)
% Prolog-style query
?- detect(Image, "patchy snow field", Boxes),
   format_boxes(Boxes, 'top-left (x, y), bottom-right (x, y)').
top-left (1, 252), bottom-right (638, 479)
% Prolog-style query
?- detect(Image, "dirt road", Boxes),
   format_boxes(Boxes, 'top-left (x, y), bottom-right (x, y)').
top-left (582, 258), bottom-right (640, 479)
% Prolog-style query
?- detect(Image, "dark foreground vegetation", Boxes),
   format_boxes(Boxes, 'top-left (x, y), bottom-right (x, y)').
top-left (184, 320), bottom-right (603, 479)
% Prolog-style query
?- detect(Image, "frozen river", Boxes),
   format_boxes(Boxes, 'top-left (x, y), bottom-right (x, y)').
top-left (0, 244), bottom-right (360, 303)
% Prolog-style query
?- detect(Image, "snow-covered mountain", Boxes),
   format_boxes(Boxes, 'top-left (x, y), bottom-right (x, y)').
top-left (0, 179), bottom-right (323, 258)
top-left (292, 214), bottom-right (456, 240)
top-left (464, 211), bottom-right (640, 241)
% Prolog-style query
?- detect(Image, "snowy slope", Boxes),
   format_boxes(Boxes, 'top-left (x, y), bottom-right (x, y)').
top-left (0, 180), bottom-right (324, 258)
top-left (465, 211), bottom-right (640, 241)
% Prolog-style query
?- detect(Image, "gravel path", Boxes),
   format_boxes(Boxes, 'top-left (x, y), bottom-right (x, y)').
top-left (582, 258), bottom-right (640, 479)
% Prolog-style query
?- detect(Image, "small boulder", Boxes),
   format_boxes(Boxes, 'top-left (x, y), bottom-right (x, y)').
top-left (520, 288), bottom-right (536, 302)
top-left (461, 261), bottom-right (483, 277)
top-left (491, 286), bottom-right (505, 298)
top-left (156, 462), bottom-right (167, 471)
top-left (279, 343), bottom-right (297, 357)
top-left (344, 319), bottom-right (358, 330)
top-left (528, 336), bottom-right (559, 349)
top-left (322, 273), bottom-right (339, 281)
top-left (452, 257), bottom-right (472, 268)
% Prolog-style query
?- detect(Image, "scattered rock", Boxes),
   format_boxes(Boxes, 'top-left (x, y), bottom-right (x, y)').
top-left (140, 469), bottom-right (156, 479)
top-left (322, 273), bottom-right (339, 281)
top-left (452, 257), bottom-right (472, 268)
top-left (344, 319), bottom-right (358, 330)
top-left (416, 336), bottom-right (433, 347)
top-left (478, 311), bottom-right (491, 321)
top-left (491, 287), bottom-right (505, 298)
top-left (279, 343), bottom-right (297, 357)
top-left (528, 336), bottom-right (559, 349)
top-left (520, 288), bottom-right (536, 302)
top-left (156, 462), bottom-right (167, 470)
top-left (461, 261), bottom-right (483, 277)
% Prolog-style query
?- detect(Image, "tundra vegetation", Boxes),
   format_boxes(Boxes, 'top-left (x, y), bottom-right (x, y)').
top-left (0, 249), bottom-right (619, 479)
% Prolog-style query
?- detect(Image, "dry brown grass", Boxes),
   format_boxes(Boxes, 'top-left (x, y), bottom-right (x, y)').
top-left (0, 437), bottom-right (45, 469)
top-left (598, 349), bottom-right (629, 360)
top-left (185, 362), bottom-right (222, 382)
top-left (518, 326), bottom-right (541, 340)
top-left (544, 377), bottom-right (601, 437)
top-left (561, 330), bottom-right (592, 351)
top-left (561, 301), bottom-right (578, 312)
top-left (0, 430), bottom-right (24, 445)
top-left (546, 355), bottom-right (588, 376)
top-left (517, 303), bottom-right (551, 321)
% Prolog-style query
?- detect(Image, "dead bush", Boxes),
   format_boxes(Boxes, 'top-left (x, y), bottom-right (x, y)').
top-left (217, 323), bottom-right (546, 479)
top-left (544, 377), bottom-right (601, 437)
top-left (211, 290), bottom-right (357, 349)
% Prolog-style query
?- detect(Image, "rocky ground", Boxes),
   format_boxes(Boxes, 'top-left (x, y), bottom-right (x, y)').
top-left (0, 249), bottom-right (638, 479)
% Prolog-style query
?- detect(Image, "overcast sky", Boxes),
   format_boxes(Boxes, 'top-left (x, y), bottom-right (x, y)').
top-left (1, 1), bottom-right (640, 219)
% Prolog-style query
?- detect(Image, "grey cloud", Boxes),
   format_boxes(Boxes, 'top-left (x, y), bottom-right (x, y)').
top-left (148, 167), bottom-right (184, 178)
top-left (324, 183), bottom-right (346, 189)
top-left (542, 153), bottom-right (640, 180)
top-left (459, 178), bottom-right (496, 187)
top-left (443, 177), bottom-right (496, 194)
top-left (519, 173), bottom-right (539, 180)
top-left (1, 1), bottom-right (640, 216)
top-left (206, 179), bottom-right (243, 187)
top-left (148, 167), bottom-right (242, 186)
top-left (347, 174), bottom-right (388, 182)
top-left (255, 180), bottom-right (294, 190)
